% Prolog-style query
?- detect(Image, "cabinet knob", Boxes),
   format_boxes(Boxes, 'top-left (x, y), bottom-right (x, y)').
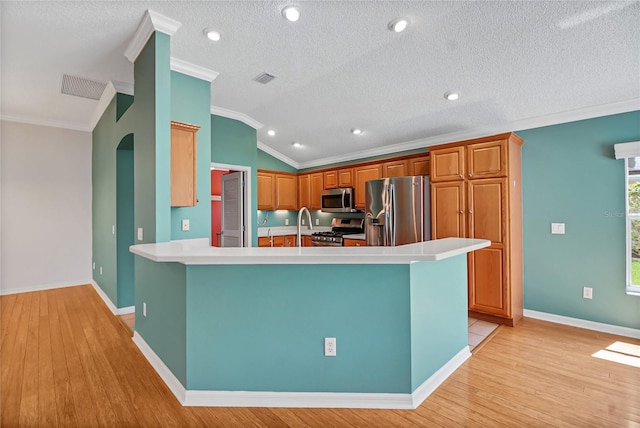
top-left (468, 173), bottom-right (473, 178)
top-left (468, 210), bottom-right (473, 214)
top-left (458, 210), bottom-right (464, 214)
top-left (458, 174), bottom-right (463, 179)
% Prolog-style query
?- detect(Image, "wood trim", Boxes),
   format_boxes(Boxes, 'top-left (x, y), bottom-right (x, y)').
top-left (425, 132), bottom-right (524, 152)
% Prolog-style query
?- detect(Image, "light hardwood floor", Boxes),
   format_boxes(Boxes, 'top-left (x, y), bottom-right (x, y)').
top-left (1, 284), bottom-right (639, 427)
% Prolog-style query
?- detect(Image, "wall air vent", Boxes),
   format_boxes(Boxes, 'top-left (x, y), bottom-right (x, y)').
top-left (61, 74), bottom-right (107, 100)
top-left (253, 72), bottom-right (276, 84)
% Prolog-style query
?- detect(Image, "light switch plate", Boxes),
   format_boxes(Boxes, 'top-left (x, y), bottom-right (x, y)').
top-left (137, 227), bottom-right (143, 241)
top-left (551, 223), bottom-right (565, 234)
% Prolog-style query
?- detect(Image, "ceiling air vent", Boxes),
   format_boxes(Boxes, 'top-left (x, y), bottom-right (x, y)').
top-left (253, 72), bottom-right (276, 84)
top-left (61, 74), bottom-right (107, 100)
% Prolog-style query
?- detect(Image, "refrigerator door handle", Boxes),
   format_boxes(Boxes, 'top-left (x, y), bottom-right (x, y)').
top-left (389, 183), bottom-right (396, 246)
top-left (384, 184), bottom-right (391, 245)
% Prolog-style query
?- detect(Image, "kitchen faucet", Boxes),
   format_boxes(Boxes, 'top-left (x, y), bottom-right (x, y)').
top-left (297, 207), bottom-right (313, 247)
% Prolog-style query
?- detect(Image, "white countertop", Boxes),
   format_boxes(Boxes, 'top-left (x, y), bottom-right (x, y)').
top-left (130, 238), bottom-right (490, 265)
top-left (257, 226), bottom-right (331, 237)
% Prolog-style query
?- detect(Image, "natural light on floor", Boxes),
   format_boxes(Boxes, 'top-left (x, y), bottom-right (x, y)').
top-left (592, 341), bottom-right (640, 368)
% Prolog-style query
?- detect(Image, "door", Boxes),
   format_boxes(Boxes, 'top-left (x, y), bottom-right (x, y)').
top-left (221, 171), bottom-right (244, 247)
top-left (355, 164), bottom-right (382, 209)
top-left (467, 140), bottom-right (507, 179)
top-left (257, 172), bottom-right (274, 210)
top-left (430, 146), bottom-right (465, 182)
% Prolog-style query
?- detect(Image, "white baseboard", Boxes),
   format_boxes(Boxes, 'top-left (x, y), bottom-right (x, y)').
top-left (90, 280), bottom-right (135, 316)
top-left (0, 279), bottom-right (91, 296)
top-left (411, 346), bottom-right (471, 408)
top-left (132, 332), bottom-right (187, 403)
top-left (132, 331), bottom-right (468, 409)
top-left (524, 309), bottom-right (640, 339)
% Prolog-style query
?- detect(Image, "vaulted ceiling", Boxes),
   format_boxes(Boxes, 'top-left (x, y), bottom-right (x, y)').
top-left (2, 1), bottom-right (639, 168)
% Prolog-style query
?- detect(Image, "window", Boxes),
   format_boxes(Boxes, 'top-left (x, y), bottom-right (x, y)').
top-left (626, 157), bottom-right (640, 295)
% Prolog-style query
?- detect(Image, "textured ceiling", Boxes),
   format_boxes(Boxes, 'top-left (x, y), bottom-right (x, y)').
top-left (1, 1), bottom-right (639, 168)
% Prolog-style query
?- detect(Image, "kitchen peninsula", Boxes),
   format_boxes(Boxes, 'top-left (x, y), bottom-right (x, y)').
top-left (129, 237), bottom-right (489, 409)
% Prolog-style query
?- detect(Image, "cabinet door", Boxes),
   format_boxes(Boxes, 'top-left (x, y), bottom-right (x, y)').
top-left (298, 174), bottom-right (310, 209)
top-left (258, 236), bottom-right (272, 247)
top-left (272, 236), bottom-right (285, 247)
top-left (284, 235), bottom-right (296, 247)
top-left (343, 238), bottom-right (365, 247)
top-left (382, 160), bottom-right (408, 178)
top-left (275, 174), bottom-right (297, 210)
top-left (170, 121), bottom-right (199, 207)
top-left (323, 171), bottom-right (338, 189)
top-left (430, 147), bottom-right (465, 182)
top-left (354, 164), bottom-right (381, 209)
top-left (467, 140), bottom-right (507, 179)
top-left (310, 173), bottom-right (323, 210)
top-left (338, 168), bottom-right (353, 187)
top-left (409, 156), bottom-right (430, 176)
top-left (257, 172), bottom-right (275, 210)
top-left (431, 181), bottom-right (465, 239)
top-left (302, 235), bottom-right (313, 247)
top-left (467, 178), bottom-right (506, 244)
top-left (468, 247), bottom-right (509, 317)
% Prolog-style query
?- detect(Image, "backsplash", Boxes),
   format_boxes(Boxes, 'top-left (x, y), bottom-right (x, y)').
top-left (257, 210), bottom-right (363, 227)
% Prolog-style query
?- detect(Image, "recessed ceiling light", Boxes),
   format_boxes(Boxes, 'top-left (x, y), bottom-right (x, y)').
top-left (444, 91), bottom-right (460, 101)
top-left (388, 18), bottom-right (408, 33)
top-left (267, 129), bottom-right (276, 136)
top-left (282, 6), bottom-right (300, 22)
top-left (203, 28), bottom-right (221, 41)
top-left (292, 141), bottom-right (302, 148)
top-left (351, 128), bottom-right (363, 135)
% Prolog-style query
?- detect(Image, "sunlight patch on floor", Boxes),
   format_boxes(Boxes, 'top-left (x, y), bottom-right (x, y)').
top-left (592, 341), bottom-right (640, 368)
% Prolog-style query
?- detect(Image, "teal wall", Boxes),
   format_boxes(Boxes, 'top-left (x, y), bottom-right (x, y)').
top-left (257, 149), bottom-right (297, 172)
top-left (170, 71), bottom-right (212, 240)
top-left (409, 256), bottom-right (468, 389)
top-left (116, 93), bottom-right (134, 121)
top-left (116, 140), bottom-right (135, 308)
top-left (518, 111), bottom-right (640, 329)
top-left (135, 257), bottom-right (187, 385)
top-left (186, 264), bottom-right (412, 392)
top-left (211, 115), bottom-right (258, 246)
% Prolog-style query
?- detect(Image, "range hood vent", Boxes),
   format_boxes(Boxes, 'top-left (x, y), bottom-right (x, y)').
top-left (61, 74), bottom-right (107, 100)
top-left (253, 72), bottom-right (276, 84)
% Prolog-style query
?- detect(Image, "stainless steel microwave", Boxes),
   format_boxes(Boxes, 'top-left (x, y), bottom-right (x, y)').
top-left (321, 188), bottom-right (357, 212)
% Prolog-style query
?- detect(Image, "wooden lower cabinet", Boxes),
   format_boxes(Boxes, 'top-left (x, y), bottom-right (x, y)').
top-left (343, 238), bottom-right (365, 247)
top-left (302, 235), bottom-right (313, 247)
top-left (468, 246), bottom-right (507, 317)
top-left (258, 235), bottom-right (300, 247)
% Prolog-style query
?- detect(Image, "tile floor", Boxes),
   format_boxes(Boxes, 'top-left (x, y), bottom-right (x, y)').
top-left (468, 317), bottom-right (499, 351)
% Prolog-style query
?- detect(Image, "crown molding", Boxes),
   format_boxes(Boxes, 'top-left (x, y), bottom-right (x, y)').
top-left (89, 81), bottom-right (117, 131)
top-left (210, 105), bottom-right (263, 130)
top-left (257, 141), bottom-right (300, 169)
top-left (124, 10), bottom-right (182, 63)
top-left (0, 113), bottom-right (91, 133)
top-left (112, 80), bottom-right (134, 96)
top-left (296, 97), bottom-right (640, 169)
top-left (170, 58), bottom-right (219, 82)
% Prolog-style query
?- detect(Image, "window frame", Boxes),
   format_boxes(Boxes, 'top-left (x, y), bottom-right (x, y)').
top-left (625, 164), bottom-right (640, 296)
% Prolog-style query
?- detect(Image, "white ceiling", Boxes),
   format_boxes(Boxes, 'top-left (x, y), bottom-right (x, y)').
top-left (2, 1), bottom-right (639, 168)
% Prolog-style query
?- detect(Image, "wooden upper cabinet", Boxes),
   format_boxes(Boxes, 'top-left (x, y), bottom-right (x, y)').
top-left (310, 173), bottom-right (323, 210)
top-left (467, 140), bottom-right (508, 179)
top-left (409, 155), bottom-right (430, 176)
top-left (323, 171), bottom-right (338, 189)
top-left (275, 174), bottom-right (297, 210)
top-left (431, 181), bottom-right (466, 239)
top-left (338, 168), bottom-right (353, 187)
top-left (257, 172), bottom-right (275, 210)
top-left (170, 121), bottom-right (200, 207)
top-left (430, 146), bottom-right (465, 182)
top-left (354, 164), bottom-right (382, 209)
top-left (382, 159), bottom-right (408, 178)
top-left (298, 174), bottom-right (310, 209)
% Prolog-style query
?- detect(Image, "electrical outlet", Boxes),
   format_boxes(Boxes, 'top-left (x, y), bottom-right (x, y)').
top-left (315, 218), bottom-right (319, 226)
top-left (99, 266), bottom-right (103, 275)
top-left (112, 225), bottom-right (115, 235)
top-left (324, 337), bottom-right (336, 357)
top-left (551, 223), bottom-right (565, 234)
top-left (143, 302), bottom-right (147, 317)
top-left (137, 227), bottom-right (143, 241)
top-left (285, 218), bottom-right (289, 226)
top-left (301, 218), bottom-right (305, 225)
top-left (93, 262), bottom-right (95, 270)
top-left (583, 287), bottom-right (593, 299)
top-left (182, 219), bottom-right (190, 231)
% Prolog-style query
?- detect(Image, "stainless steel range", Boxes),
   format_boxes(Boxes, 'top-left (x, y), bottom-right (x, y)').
top-left (312, 218), bottom-right (364, 247)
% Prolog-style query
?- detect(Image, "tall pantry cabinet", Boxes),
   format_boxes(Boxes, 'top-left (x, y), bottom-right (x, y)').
top-left (430, 133), bottom-right (524, 326)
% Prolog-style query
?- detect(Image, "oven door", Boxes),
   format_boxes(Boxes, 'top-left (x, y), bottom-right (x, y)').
top-left (312, 240), bottom-right (343, 247)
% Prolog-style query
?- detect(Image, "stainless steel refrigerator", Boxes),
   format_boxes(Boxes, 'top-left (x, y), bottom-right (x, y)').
top-left (365, 176), bottom-right (430, 246)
